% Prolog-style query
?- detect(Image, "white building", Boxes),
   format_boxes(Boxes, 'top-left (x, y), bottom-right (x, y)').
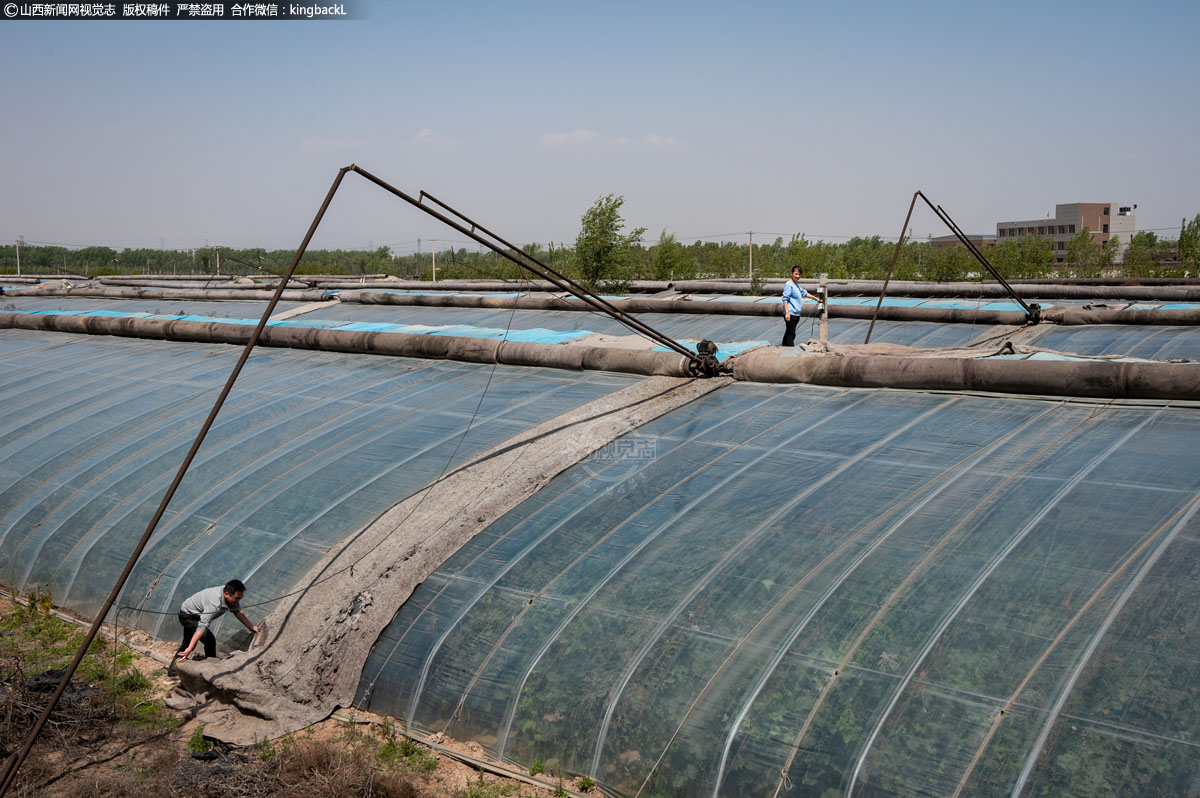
top-left (996, 203), bottom-right (1136, 263)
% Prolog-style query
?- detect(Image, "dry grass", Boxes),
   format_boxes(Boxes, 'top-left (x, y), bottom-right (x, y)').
top-left (0, 594), bottom-right (556, 797)
top-left (266, 736), bottom-right (420, 797)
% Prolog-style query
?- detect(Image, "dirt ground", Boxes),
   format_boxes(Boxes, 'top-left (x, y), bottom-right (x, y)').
top-left (0, 595), bottom-right (581, 798)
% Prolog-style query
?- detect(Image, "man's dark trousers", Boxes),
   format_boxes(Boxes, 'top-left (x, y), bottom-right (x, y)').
top-left (177, 612), bottom-right (216, 658)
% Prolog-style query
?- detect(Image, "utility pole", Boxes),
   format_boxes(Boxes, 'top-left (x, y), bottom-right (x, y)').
top-left (748, 231), bottom-right (753, 281)
top-left (14, 238), bottom-right (20, 276)
top-left (431, 239), bottom-right (437, 282)
top-left (214, 246), bottom-right (220, 276)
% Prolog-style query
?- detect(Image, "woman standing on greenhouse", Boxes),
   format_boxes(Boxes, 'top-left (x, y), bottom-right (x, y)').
top-left (781, 265), bottom-right (820, 347)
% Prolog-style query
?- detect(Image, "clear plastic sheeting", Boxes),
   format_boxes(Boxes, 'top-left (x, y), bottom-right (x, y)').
top-left (280, 303), bottom-right (991, 350)
top-left (2, 295), bottom-right (1000, 350)
top-left (1025, 324), bottom-right (1200, 362)
top-left (358, 383), bottom-right (1200, 798)
top-left (0, 328), bottom-right (632, 644)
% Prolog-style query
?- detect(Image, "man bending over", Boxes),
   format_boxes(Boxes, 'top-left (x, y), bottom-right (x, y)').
top-left (171, 579), bottom-right (258, 674)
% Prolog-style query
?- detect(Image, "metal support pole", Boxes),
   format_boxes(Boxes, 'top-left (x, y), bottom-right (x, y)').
top-left (748, 231), bottom-right (753, 282)
top-left (819, 274), bottom-right (828, 344)
top-left (926, 199), bottom-right (1040, 322)
top-left (394, 177), bottom-right (708, 370)
top-left (866, 192), bottom-right (918, 344)
top-left (220, 254), bottom-right (313, 288)
top-left (866, 191), bottom-right (1041, 346)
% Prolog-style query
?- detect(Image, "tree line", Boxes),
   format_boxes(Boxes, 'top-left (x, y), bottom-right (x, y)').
top-left (0, 245), bottom-right (394, 280)
top-left (3, 199), bottom-right (1196, 288)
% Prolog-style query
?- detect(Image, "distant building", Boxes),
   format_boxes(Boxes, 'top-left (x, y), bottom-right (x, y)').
top-left (996, 203), bottom-right (1137, 263)
top-left (929, 234), bottom-right (996, 249)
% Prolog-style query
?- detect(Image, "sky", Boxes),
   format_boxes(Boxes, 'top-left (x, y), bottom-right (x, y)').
top-left (1, 0), bottom-right (1197, 257)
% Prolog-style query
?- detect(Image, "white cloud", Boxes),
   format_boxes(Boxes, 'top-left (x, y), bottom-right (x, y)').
top-left (412, 127), bottom-right (459, 146)
top-left (537, 129), bottom-right (602, 148)
top-left (645, 133), bottom-right (682, 149)
top-left (536, 129), bottom-right (684, 151)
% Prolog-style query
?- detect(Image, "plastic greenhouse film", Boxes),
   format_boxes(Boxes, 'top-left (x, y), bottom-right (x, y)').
top-left (414, 393), bottom-right (784, 746)
top-left (138, 367), bottom-right (535, 634)
top-left (844, 410), bottom-right (1161, 797)
top-left (588, 398), bottom-right (958, 788)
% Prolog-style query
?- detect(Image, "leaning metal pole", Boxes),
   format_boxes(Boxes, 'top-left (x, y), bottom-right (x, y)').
top-left (345, 166), bottom-right (712, 373)
top-left (413, 188), bottom-right (699, 363)
top-left (865, 190), bottom-right (1041, 345)
top-left (221, 253), bottom-right (315, 288)
top-left (0, 166), bottom-right (351, 798)
top-left (865, 192), bottom-right (919, 345)
top-left (929, 201), bottom-right (1040, 321)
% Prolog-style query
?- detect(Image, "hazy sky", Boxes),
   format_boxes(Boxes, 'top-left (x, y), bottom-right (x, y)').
top-left (2, 0), bottom-right (1197, 256)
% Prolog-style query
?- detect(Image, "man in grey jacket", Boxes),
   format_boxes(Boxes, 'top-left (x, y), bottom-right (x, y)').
top-left (171, 579), bottom-right (258, 673)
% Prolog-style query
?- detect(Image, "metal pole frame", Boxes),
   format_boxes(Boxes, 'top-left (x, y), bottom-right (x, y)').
top-left (346, 168), bottom-right (708, 371)
top-left (865, 190), bottom-right (1041, 345)
top-left (410, 184), bottom-right (710, 370)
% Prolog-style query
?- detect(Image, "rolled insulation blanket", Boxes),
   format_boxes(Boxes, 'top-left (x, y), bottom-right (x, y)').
top-left (663, 279), bottom-right (1200, 301)
top-left (335, 290), bottom-right (1033, 324)
top-left (0, 312), bottom-right (693, 378)
top-left (364, 278), bottom-right (1200, 302)
top-left (731, 352), bottom-right (1199, 400)
top-left (3, 287), bottom-right (333, 302)
top-left (1042, 308), bottom-right (1200, 326)
top-left (98, 278), bottom-right (314, 290)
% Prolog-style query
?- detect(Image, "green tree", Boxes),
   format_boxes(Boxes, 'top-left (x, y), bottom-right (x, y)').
top-left (842, 235), bottom-right (890, 278)
top-left (575, 194), bottom-right (645, 287)
top-left (922, 244), bottom-right (972, 282)
top-left (75, 245), bottom-right (119, 276)
top-left (756, 236), bottom-right (788, 278)
top-left (648, 230), bottom-right (689, 281)
top-left (989, 235), bottom-right (1055, 279)
top-left (1066, 227), bottom-right (1104, 276)
top-left (988, 239), bottom-right (1023, 277)
top-left (1100, 235), bottom-right (1121, 271)
top-left (1018, 235), bottom-right (1056, 278)
top-left (1122, 231), bottom-right (1161, 277)
top-left (1179, 214), bottom-right (1200, 271)
top-left (783, 234), bottom-right (815, 277)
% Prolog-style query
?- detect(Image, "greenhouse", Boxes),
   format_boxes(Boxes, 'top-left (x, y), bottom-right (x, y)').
top-left (1, 277), bottom-right (1197, 797)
